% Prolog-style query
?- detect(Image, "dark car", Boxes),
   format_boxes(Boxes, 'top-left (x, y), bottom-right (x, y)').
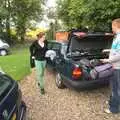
top-left (46, 30), bottom-right (114, 91)
top-left (0, 71), bottom-right (26, 120)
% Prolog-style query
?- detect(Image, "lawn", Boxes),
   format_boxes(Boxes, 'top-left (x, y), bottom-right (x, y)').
top-left (0, 43), bottom-right (31, 81)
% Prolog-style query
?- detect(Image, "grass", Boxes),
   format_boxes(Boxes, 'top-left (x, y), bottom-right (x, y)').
top-left (0, 43), bottom-right (31, 81)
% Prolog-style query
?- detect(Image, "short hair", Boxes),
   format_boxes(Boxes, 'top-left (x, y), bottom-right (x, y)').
top-left (112, 18), bottom-right (120, 29)
top-left (36, 32), bottom-right (45, 38)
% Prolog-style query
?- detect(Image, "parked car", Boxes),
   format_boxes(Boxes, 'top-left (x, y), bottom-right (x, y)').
top-left (0, 71), bottom-right (26, 120)
top-left (46, 30), bottom-right (114, 91)
top-left (46, 41), bottom-right (68, 69)
top-left (0, 39), bottom-right (9, 56)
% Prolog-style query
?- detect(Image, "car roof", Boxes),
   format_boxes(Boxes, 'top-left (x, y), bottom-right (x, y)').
top-left (71, 31), bottom-right (114, 37)
top-left (47, 40), bottom-right (68, 45)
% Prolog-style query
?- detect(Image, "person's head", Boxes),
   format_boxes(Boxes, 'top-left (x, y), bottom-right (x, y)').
top-left (112, 18), bottom-right (120, 33)
top-left (37, 32), bottom-right (45, 42)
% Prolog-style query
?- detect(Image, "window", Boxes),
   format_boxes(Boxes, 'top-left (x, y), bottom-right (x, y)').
top-left (48, 42), bottom-right (61, 51)
top-left (61, 44), bottom-right (67, 55)
top-left (0, 75), bottom-right (13, 101)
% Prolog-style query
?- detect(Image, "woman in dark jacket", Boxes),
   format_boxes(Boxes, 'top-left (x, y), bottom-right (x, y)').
top-left (30, 32), bottom-right (48, 94)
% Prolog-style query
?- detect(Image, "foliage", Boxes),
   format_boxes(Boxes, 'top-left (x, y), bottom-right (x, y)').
top-left (56, 0), bottom-right (71, 29)
top-left (0, 0), bottom-right (43, 43)
top-left (56, 0), bottom-right (120, 31)
top-left (46, 6), bottom-right (63, 39)
top-left (12, 0), bottom-right (43, 42)
top-left (26, 28), bottom-right (47, 39)
top-left (46, 22), bottom-right (56, 40)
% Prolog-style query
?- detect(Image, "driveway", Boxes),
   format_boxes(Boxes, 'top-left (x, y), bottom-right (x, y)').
top-left (20, 69), bottom-right (120, 120)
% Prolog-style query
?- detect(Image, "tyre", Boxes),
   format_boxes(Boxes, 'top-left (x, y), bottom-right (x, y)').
top-left (56, 73), bottom-right (66, 89)
top-left (0, 49), bottom-right (7, 56)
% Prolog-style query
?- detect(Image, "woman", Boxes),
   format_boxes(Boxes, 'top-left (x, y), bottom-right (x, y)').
top-left (30, 32), bottom-right (48, 95)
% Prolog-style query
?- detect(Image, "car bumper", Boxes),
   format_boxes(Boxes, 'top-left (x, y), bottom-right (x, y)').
top-left (62, 75), bottom-right (110, 91)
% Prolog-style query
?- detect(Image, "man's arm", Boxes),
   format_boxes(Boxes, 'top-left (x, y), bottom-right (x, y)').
top-left (109, 50), bottom-right (120, 63)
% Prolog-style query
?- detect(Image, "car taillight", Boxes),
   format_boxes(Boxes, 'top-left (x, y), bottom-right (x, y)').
top-left (72, 67), bottom-right (82, 79)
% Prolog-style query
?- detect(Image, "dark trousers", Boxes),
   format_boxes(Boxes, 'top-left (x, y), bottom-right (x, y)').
top-left (109, 69), bottom-right (120, 113)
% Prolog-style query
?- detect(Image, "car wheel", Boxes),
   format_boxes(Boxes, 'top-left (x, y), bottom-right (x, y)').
top-left (56, 73), bottom-right (65, 89)
top-left (0, 49), bottom-right (7, 56)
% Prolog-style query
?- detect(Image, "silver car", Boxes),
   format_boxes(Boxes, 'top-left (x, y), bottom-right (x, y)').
top-left (0, 39), bottom-right (9, 56)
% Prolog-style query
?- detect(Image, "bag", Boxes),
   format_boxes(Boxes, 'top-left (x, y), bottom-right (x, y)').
top-left (90, 63), bottom-right (114, 79)
top-left (30, 56), bottom-right (35, 68)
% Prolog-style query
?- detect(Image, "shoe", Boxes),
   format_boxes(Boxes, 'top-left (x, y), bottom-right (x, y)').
top-left (41, 88), bottom-right (45, 95)
top-left (104, 109), bottom-right (112, 114)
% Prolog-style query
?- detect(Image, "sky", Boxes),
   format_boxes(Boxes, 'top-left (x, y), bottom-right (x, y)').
top-left (37, 0), bottom-right (56, 28)
top-left (46, 0), bottom-right (56, 7)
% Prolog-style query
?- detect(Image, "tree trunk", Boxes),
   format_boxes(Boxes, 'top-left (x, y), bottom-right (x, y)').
top-left (5, 0), bottom-right (12, 44)
top-left (6, 17), bottom-right (11, 44)
top-left (16, 22), bottom-right (26, 43)
top-left (20, 27), bottom-right (26, 43)
top-left (0, 18), bottom-right (3, 34)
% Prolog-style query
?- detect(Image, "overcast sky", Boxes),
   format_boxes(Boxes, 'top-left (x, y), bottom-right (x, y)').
top-left (46, 0), bottom-right (56, 7)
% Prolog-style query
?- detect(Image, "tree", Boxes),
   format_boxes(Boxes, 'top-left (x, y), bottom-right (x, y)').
top-left (56, 0), bottom-right (71, 29)
top-left (0, 0), bottom-right (44, 44)
top-left (46, 6), bottom-right (61, 40)
top-left (56, 0), bottom-right (120, 31)
top-left (0, 0), bottom-right (13, 44)
top-left (5, 0), bottom-right (12, 44)
top-left (12, 0), bottom-right (43, 42)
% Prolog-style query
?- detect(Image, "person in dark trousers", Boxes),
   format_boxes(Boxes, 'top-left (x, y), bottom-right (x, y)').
top-left (101, 18), bottom-right (120, 113)
top-left (30, 32), bottom-right (48, 95)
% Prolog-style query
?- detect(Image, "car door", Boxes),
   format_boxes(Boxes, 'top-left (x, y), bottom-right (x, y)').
top-left (0, 74), bottom-right (19, 120)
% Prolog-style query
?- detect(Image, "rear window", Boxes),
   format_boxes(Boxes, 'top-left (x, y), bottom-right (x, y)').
top-left (48, 42), bottom-right (61, 50)
top-left (0, 75), bottom-right (13, 101)
top-left (70, 35), bottom-right (113, 51)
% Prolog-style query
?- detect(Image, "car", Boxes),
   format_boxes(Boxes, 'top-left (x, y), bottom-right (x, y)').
top-left (46, 30), bottom-right (114, 91)
top-left (0, 71), bottom-right (26, 120)
top-left (0, 39), bottom-right (10, 56)
top-left (46, 40), bottom-right (68, 69)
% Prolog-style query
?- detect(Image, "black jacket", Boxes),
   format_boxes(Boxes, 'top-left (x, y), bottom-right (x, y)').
top-left (29, 40), bottom-right (48, 68)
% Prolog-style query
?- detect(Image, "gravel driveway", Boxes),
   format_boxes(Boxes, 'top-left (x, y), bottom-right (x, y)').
top-left (20, 69), bottom-right (120, 120)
